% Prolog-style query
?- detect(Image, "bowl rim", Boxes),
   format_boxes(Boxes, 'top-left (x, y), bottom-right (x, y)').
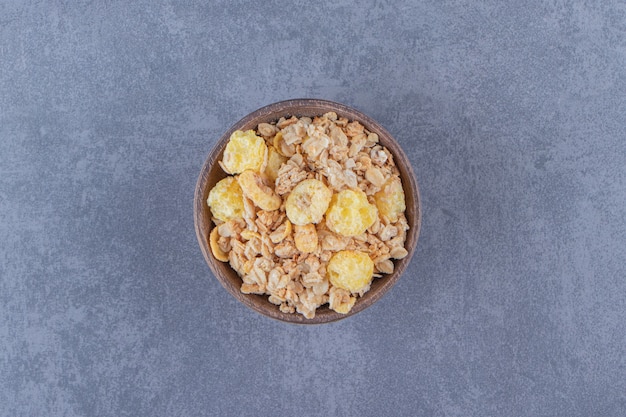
top-left (194, 98), bottom-right (422, 324)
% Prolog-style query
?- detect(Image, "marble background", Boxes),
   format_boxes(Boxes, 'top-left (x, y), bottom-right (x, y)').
top-left (1, 1), bottom-right (625, 416)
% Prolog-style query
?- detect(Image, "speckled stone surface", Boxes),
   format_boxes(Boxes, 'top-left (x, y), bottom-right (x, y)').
top-left (1, 1), bottom-right (625, 416)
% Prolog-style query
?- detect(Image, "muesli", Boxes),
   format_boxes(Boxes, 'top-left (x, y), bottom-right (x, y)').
top-left (207, 112), bottom-right (408, 318)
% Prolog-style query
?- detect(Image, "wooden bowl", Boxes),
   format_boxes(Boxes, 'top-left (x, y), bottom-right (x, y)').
top-left (194, 99), bottom-right (421, 324)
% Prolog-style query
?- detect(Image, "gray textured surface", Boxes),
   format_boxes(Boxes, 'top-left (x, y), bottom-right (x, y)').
top-left (1, 1), bottom-right (625, 416)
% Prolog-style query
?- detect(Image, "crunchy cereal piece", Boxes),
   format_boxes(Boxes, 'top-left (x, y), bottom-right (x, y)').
top-left (328, 287), bottom-right (356, 314)
top-left (348, 134), bottom-right (367, 158)
top-left (302, 133), bottom-right (330, 159)
top-left (356, 154), bottom-right (372, 171)
top-left (237, 170), bottom-right (281, 211)
top-left (331, 299), bottom-right (355, 314)
top-left (240, 229), bottom-right (260, 241)
top-left (209, 227), bottom-right (229, 262)
top-left (241, 283), bottom-right (264, 294)
top-left (268, 294), bottom-right (283, 305)
top-left (335, 116), bottom-right (348, 127)
top-left (296, 304), bottom-right (316, 319)
top-left (327, 250), bottom-right (374, 294)
top-left (302, 271), bottom-right (322, 288)
top-left (389, 246), bottom-right (408, 259)
top-left (343, 169), bottom-right (358, 189)
top-left (325, 189), bottom-right (377, 237)
top-left (220, 130), bottom-right (268, 174)
top-left (273, 131), bottom-right (296, 157)
top-left (370, 146), bottom-right (388, 166)
top-left (294, 224), bottom-right (318, 253)
top-left (281, 120), bottom-right (307, 145)
top-left (260, 238), bottom-right (273, 260)
top-left (257, 122), bottom-right (278, 137)
top-left (255, 210), bottom-right (275, 233)
top-left (228, 239), bottom-right (246, 272)
top-left (285, 280), bottom-right (303, 299)
top-left (311, 279), bottom-right (329, 296)
top-left (269, 219), bottom-right (292, 244)
top-left (297, 289), bottom-right (326, 319)
top-left (367, 216), bottom-right (381, 235)
top-left (274, 240), bottom-right (297, 258)
top-left (378, 224), bottom-right (398, 241)
top-left (373, 177), bottom-right (406, 223)
top-left (303, 254), bottom-right (320, 272)
top-left (250, 261), bottom-right (269, 285)
top-left (329, 142), bottom-right (349, 162)
top-left (279, 303), bottom-right (295, 314)
top-left (217, 219), bottom-right (244, 238)
top-left (275, 158), bottom-right (308, 195)
top-left (218, 235), bottom-right (232, 255)
top-left (328, 123), bottom-right (348, 147)
top-left (366, 132), bottom-right (379, 146)
top-left (267, 267), bottom-right (287, 290)
top-left (277, 115), bottom-right (298, 129)
top-left (254, 256), bottom-right (273, 274)
top-left (264, 146), bottom-right (288, 183)
top-left (324, 111), bottom-right (338, 121)
top-left (375, 259), bottom-right (394, 274)
top-left (289, 152), bottom-right (305, 168)
top-left (322, 159), bottom-right (346, 190)
top-left (319, 230), bottom-right (349, 252)
top-left (364, 166), bottom-right (386, 188)
top-left (207, 176), bottom-right (245, 222)
top-left (345, 120), bottom-right (365, 137)
top-left (242, 195), bottom-right (256, 219)
top-left (285, 179), bottom-right (332, 225)
top-left (244, 236), bottom-right (262, 259)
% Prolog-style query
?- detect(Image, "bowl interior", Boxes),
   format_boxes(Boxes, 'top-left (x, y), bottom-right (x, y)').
top-left (194, 99), bottom-right (421, 324)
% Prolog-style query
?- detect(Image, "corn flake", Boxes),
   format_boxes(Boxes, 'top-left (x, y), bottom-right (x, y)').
top-left (207, 176), bottom-right (244, 222)
top-left (326, 189), bottom-right (377, 236)
top-left (374, 177), bottom-right (406, 222)
top-left (327, 250), bottom-right (374, 294)
top-left (221, 130), bottom-right (267, 174)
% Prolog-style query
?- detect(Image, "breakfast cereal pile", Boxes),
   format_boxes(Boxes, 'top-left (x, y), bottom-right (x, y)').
top-left (207, 112), bottom-right (408, 318)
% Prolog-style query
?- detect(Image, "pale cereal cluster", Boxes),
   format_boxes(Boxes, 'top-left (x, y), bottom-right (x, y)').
top-left (207, 112), bottom-right (409, 319)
